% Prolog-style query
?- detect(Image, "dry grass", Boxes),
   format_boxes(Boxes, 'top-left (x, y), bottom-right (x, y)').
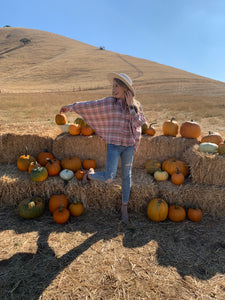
top-left (0, 27), bottom-right (225, 300)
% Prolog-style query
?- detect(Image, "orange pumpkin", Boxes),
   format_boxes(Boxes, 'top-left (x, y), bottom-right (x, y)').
top-left (171, 168), bottom-right (185, 185)
top-left (61, 156), bottom-right (82, 172)
top-left (81, 125), bottom-right (95, 136)
top-left (53, 205), bottom-right (70, 224)
top-left (82, 159), bottom-right (96, 170)
top-left (147, 198), bottom-right (168, 222)
top-left (162, 159), bottom-right (189, 177)
top-left (146, 123), bottom-right (157, 136)
top-left (55, 113), bottom-right (67, 125)
top-left (75, 169), bottom-right (87, 180)
top-left (69, 123), bottom-right (81, 136)
top-left (162, 117), bottom-right (179, 137)
top-left (45, 158), bottom-right (61, 176)
top-left (49, 194), bottom-right (69, 214)
top-left (37, 150), bottom-right (54, 166)
top-left (30, 166), bottom-right (48, 182)
top-left (201, 131), bottom-right (223, 145)
top-left (180, 120), bottom-right (201, 139)
top-left (168, 204), bottom-right (186, 222)
top-left (187, 207), bottom-right (202, 222)
top-left (17, 148), bottom-right (36, 171)
top-left (218, 141), bottom-right (225, 155)
top-left (69, 201), bottom-right (84, 217)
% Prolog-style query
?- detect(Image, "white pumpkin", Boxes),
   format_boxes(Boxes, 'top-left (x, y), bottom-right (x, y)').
top-left (199, 142), bottom-right (218, 154)
top-left (59, 169), bottom-right (74, 181)
top-left (154, 169), bottom-right (169, 181)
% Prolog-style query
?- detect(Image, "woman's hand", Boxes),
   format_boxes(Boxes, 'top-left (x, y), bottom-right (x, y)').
top-left (60, 105), bottom-right (71, 113)
top-left (125, 90), bottom-right (133, 106)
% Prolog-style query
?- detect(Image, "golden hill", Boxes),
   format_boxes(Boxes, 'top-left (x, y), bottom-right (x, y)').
top-left (1, 27), bottom-right (225, 95)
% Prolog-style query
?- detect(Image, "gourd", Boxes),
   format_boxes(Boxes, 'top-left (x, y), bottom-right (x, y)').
top-left (153, 169), bottom-right (169, 181)
top-left (37, 150), bottom-right (55, 166)
top-left (69, 201), bottom-right (84, 217)
top-left (45, 158), bottom-right (61, 176)
top-left (75, 169), bottom-right (87, 180)
top-left (53, 205), bottom-right (70, 224)
top-left (81, 125), bottom-right (95, 136)
top-left (74, 117), bottom-right (86, 128)
top-left (142, 122), bottom-right (148, 134)
top-left (201, 131), bottom-right (223, 145)
top-left (30, 166), bottom-right (48, 182)
top-left (162, 158), bottom-right (189, 177)
top-left (199, 142), bottom-right (218, 154)
top-left (28, 161), bottom-right (41, 174)
top-left (82, 159), bottom-right (96, 170)
top-left (49, 194), bottom-right (69, 214)
top-left (55, 113), bottom-right (67, 125)
top-left (18, 197), bottom-right (45, 219)
top-left (145, 160), bottom-right (161, 174)
top-left (69, 124), bottom-right (81, 135)
top-left (171, 168), bottom-right (185, 185)
top-left (59, 169), bottom-right (74, 181)
top-left (162, 117), bottom-right (179, 137)
top-left (147, 198), bottom-right (168, 222)
top-left (61, 156), bottom-right (82, 172)
top-left (218, 141), bottom-right (225, 155)
top-left (187, 207), bottom-right (202, 222)
top-left (180, 120), bottom-right (201, 139)
top-left (146, 123), bottom-right (157, 136)
top-left (17, 147), bottom-right (36, 171)
top-left (168, 204), bottom-right (186, 222)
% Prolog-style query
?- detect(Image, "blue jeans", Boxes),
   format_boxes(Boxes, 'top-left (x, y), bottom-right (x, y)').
top-left (89, 144), bottom-right (134, 203)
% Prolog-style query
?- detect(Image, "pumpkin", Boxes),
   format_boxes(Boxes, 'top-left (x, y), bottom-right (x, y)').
top-left (59, 169), bottom-right (74, 181)
top-left (145, 160), bottom-right (161, 174)
top-left (49, 194), bottom-right (69, 214)
top-left (147, 198), bottom-right (168, 222)
top-left (82, 159), bottom-right (96, 170)
top-left (69, 123), bottom-right (81, 136)
top-left (218, 141), bottom-right (225, 155)
top-left (18, 196), bottom-right (45, 219)
top-left (187, 207), bottom-right (202, 222)
top-left (53, 205), bottom-right (70, 224)
top-left (28, 161), bottom-right (41, 174)
top-left (45, 158), bottom-right (61, 176)
top-left (171, 168), bottom-right (185, 185)
top-left (199, 142), bottom-right (218, 154)
top-left (162, 117), bottom-right (179, 137)
top-left (61, 156), bottom-right (82, 172)
top-left (201, 131), bottom-right (223, 145)
top-left (30, 166), bottom-right (48, 182)
top-left (17, 147), bottom-right (36, 171)
top-left (162, 158), bottom-right (189, 177)
top-left (37, 150), bottom-right (54, 166)
top-left (180, 120), bottom-right (201, 139)
top-left (74, 117), bottom-right (86, 128)
top-left (69, 201), bottom-right (84, 217)
top-left (142, 122), bottom-right (148, 134)
top-left (75, 169), bottom-right (87, 180)
top-left (55, 113), bottom-right (67, 125)
top-left (146, 123), bottom-right (157, 136)
top-left (154, 169), bottom-right (169, 181)
top-left (168, 204), bottom-right (186, 222)
top-left (81, 125), bottom-right (95, 136)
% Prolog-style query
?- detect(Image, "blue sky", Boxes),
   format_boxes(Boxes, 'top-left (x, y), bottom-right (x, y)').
top-left (2, 0), bottom-right (225, 82)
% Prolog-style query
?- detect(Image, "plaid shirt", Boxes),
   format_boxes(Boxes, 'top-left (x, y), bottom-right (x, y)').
top-left (69, 97), bottom-right (146, 151)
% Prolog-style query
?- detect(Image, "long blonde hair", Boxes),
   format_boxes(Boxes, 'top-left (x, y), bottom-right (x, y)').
top-left (114, 78), bottom-right (139, 113)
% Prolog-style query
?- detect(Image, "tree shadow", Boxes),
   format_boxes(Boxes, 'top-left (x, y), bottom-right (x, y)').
top-left (0, 208), bottom-right (225, 299)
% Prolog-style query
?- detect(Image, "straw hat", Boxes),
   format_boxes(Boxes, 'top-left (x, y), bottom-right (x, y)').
top-left (107, 72), bottom-right (135, 95)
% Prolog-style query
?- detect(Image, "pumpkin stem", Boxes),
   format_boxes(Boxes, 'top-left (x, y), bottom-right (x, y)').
top-left (46, 158), bottom-right (53, 164)
top-left (176, 167), bottom-right (180, 174)
top-left (149, 122), bottom-right (157, 127)
top-left (25, 146), bottom-right (28, 157)
top-left (59, 204), bottom-right (64, 212)
top-left (170, 117), bottom-right (176, 122)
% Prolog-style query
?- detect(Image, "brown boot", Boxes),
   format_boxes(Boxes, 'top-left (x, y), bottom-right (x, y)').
top-left (121, 203), bottom-right (129, 224)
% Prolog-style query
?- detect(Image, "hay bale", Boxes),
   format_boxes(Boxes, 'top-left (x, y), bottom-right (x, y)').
top-left (133, 135), bottom-right (199, 167)
top-left (0, 165), bottom-right (158, 212)
top-left (0, 133), bottom-right (53, 164)
top-left (183, 144), bottom-right (225, 186)
top-left (158, 180), bottom-right (225, 217)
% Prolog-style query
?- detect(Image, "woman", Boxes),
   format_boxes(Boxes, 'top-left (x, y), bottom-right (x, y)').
top-left (60, 72), bottom-right (146, 224)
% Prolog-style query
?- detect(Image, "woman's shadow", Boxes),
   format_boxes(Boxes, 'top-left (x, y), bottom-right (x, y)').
top-left (0, 208), bottom-right (225, 300)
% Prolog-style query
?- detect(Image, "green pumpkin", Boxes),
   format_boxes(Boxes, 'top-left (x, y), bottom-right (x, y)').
top-left (30, 166), bottom-right (48, 182)
top-left (142, 123), bottom-right (148, 134)
top-left (145, 160), bottom-right (161, 174)
top-left (199, 142), bottom-right (218, 154)
top-left (18, 197), bottom-right (45, 219)
top-left (74, 117), bottom-right (86, 128)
